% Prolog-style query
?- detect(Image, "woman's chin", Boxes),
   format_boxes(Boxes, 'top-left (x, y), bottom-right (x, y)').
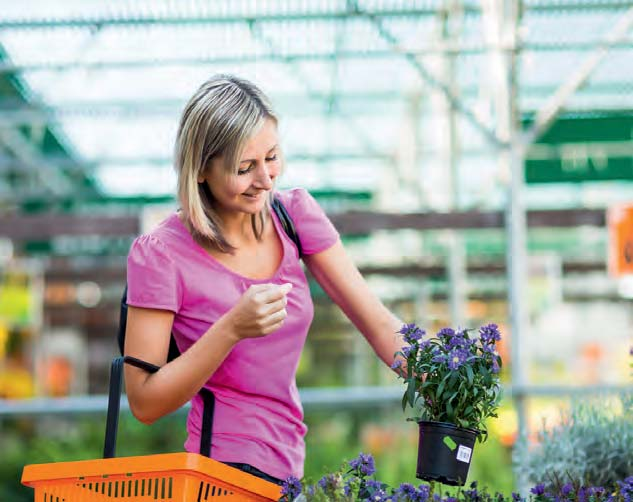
top-left (236, 193), bottom-right (267, 212)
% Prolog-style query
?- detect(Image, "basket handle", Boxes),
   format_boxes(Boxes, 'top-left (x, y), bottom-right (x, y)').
top-left (103, 356), bottom-right (215, 459)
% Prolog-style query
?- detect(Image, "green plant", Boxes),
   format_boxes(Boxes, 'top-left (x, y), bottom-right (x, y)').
top-left (393, 323), bottom-right (503, 440)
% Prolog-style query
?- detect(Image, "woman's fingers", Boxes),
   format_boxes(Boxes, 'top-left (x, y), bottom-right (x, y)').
top-left (261, 306), bottom-right (287, 328)
top-left (262, 297), bottom-right (287, 316)
top-left (252, 283), bottom-right (292, 304)
top-left (262, 318), bottom-right (287, 335)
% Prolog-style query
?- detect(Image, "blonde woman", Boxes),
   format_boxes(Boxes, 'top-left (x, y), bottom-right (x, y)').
top-left (124, 74), bottom-right (403, 485)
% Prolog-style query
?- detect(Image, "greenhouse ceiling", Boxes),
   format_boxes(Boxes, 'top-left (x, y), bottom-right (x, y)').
top-left (0, 0), bottom-right (631, 213)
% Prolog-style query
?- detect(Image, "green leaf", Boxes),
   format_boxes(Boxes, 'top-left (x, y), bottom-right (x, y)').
top-left (446, 400), bottom-right (453, 419)
top-left (401, 391), bottom-right (409, 412)
top-left (436, 379), bottom-right (446, 400)
top-left (465, 365), bottom-right (474, 386)
top-left (407, 378), bottom-right (416, 407)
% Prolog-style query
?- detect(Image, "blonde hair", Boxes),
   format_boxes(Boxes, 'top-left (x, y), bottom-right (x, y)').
top-left (175, 74), bottom-right (279, 252)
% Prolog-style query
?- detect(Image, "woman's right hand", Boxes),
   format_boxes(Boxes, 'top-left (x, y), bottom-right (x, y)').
top-left (222, 283), bottom-right (292, 341)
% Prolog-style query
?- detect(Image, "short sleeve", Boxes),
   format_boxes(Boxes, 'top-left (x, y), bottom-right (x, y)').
top-left (127, 235), bottom-right (181, 312)
top-left (278, 188), bottom-right (340, 255)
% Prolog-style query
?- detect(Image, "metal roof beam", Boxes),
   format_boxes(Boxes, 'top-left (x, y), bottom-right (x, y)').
top-left (4, 41), bottom-right (632, 75)
top-left (0, 8), bottom-right (473, 30)
top-left (0, 125), bottom-right (71, 196)
top-left (348, 0), bottom-right (505, 148)
top-left (0, 1), bottom-right (630, 30)
top-left (523, 6), bottom-right (633, 146)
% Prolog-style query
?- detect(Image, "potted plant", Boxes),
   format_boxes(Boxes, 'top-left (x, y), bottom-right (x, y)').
top-left (392, 323), bottom-right (503, 486)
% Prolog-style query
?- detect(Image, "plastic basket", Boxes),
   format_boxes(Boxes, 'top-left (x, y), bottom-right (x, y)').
top-left (21, 357), bottom-right (283, 501)
top-left (22, 451), bottom-right (282, 501)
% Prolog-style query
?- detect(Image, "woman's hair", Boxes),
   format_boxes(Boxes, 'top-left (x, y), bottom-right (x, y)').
top-left (175, 74), bottom-right (279, 252)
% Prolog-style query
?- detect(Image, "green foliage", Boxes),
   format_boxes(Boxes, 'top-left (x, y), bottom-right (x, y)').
top-left (0, 413), bottom-right (186, 502)
top-left (515, 394), bottom-right (633, 489)
top-left (394, 324), bottom-right (502, 439)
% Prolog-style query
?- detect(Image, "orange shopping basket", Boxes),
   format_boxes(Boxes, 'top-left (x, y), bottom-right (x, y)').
top-left (21, 357), bottom-right (283, 501)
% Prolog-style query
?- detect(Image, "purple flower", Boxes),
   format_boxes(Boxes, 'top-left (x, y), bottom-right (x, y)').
top-left (394, 482), bottom-right (417, 498)
top-left (463, 481), bottom-right (480, 501)
top-left (481, 343), bottom-right (496, 354)
top-left (431, 351), bottom-right (447, 364)
top-left (560, 483), bottom-right (573, 496)
top-left (415, 484), bottom-right (431, 502)
top-left (403, 345), bottom-right (414, 358)
top-left (479, 323), bottom-right (501, 345)
top-left (344, 481), bottom-right (352, 497)
top-left (364, 479), bottom-right (389, 501)
top-left (398, 323), bottom-right (425, 344)
top-left (348, 452), bottom-right (376, 477)
top-left (511, 493), bottom-right (523, 502)
top-left (317, 473), bottom-right (340, 492)
top-left (391, 359), bottom-right (403, 370)
top-left (491, 357), bottom-right (500, 374)
top-left (617, 476), bottom-right (633, 499)
top-left (398, 323), bottom-right (417, 334)
top-left (281, 476), bottom-right (302, 500)
top-left (531, 484), bottom-right (546, 496)
top-left (437, 327), bottom-right (456, 342)
top-left (403, 327), bottom-right (425, 344)
top-left (447, 347), bottom-right (469, 370)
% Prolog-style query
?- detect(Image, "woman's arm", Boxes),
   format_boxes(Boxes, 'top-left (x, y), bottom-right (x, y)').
top-left (124, 283), bottom-right (292, 424)
top-left (303, 240), bottom-right (404, 367)
top-left (124, 306), bottom-right (239, 424)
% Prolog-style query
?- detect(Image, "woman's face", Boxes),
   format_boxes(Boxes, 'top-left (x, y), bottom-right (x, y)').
top-left (200, 118), bottom-right (281, 216)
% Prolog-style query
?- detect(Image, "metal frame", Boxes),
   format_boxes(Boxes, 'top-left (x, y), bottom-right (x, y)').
top-left (1, 1), bottom-right (632, 491)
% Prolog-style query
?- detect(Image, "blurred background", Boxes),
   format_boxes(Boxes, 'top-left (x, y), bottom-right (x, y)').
top-left (0, 0), bottom-right (632, 499)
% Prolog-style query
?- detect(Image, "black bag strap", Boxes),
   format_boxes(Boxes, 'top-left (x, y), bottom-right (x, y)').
top-left (103, 356), bottom-right (124, 458)
top-left (272, 195), bottom-right (303, 258)
top-left (103, 355), bottom-right (216, 459)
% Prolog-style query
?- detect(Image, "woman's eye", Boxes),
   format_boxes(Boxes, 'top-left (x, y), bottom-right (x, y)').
top-left (266, 154), bottom-right (278, 162)
top-left (238, 164), bottom-right (254, 175)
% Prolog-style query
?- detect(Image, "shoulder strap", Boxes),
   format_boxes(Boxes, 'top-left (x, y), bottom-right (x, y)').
top-left (272, 195), bottom-right (303, 258)
top-left (118, 285), bottom-right (180, 361)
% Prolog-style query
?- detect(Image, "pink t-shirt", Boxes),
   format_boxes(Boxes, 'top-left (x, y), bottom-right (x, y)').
top-left (126, 188), bottom-right (339, 480)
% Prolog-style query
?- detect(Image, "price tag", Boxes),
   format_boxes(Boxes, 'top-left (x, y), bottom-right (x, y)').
top-left (608, 205), bottom-right (633, 277)
top-left (456, 445), bottom-right (472, 464)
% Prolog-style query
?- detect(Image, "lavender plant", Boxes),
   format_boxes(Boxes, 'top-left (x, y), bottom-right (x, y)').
top-left (516, 346), bottom-right (633, 489)
top-left (392, 323), bottom-right (503, 440)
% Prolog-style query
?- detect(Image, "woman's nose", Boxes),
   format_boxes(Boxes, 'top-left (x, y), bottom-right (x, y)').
top-left (254, 162), bottom-right (275, 189)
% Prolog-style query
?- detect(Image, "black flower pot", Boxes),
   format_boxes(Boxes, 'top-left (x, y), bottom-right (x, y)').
top-left (416, 420), bottom-right (479, 486)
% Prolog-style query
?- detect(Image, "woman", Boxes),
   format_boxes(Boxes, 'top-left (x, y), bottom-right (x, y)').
top-left (124, 74), bottom-right (404, 485)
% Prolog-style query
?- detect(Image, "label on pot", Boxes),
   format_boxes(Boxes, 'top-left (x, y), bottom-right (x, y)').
top-left (442, 436), bottom-right (457, 451)
top-left (456, 445), bottom-right (472, 463)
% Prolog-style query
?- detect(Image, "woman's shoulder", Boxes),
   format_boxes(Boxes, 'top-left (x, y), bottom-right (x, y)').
top-left (274, 187), bottom-right (314, 214)
top-left (130, 212), bottom-right (185, 256)
top-left (274, 187), bottom-right (339, 255)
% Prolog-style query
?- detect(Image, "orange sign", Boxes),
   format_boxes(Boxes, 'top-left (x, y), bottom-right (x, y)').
top-left (608, 204), bottom-right (633, 277)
